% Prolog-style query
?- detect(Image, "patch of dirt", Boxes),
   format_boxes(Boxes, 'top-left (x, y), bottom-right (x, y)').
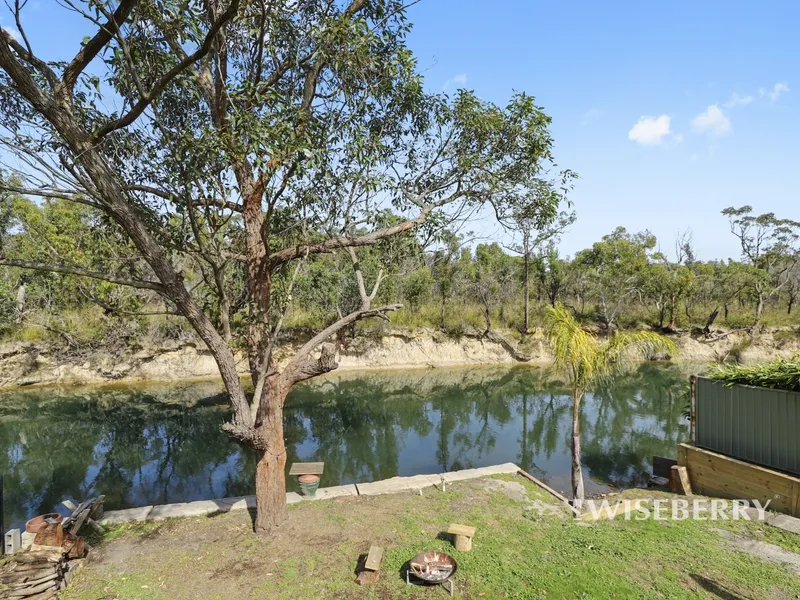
top-left (474, 478), bottom-right (529, 502)
top-left (74, 490), bottom-right (469, 600)
top-left (713, 528), bottom-right (800, 575)
top-left (473, 477), bottom-right (568, 519)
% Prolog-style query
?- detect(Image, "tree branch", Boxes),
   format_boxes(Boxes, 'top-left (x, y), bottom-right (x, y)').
top-left (60, 0), bottom-right (138, 97)
top-left (125, 184), bottom-right (242, 212)
top-left (0, 257), bottom-right (165, 291)
top-left (284, 303), bottom-right (401, 385)
top-left (0, 182), bottom-right (101, 208)
top-left (269, 201), bottom-right (444, 267)
top-left (90, 0), bottom-right (240, 141)
top-left (0, 25), bottom-right (58, 90)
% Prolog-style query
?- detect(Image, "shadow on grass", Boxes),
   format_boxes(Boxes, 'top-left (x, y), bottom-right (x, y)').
top-left (690, 574), bottom-right (751, 600)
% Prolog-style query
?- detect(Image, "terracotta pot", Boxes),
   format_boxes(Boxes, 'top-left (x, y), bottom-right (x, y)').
top-left (298, 474), bottom-right (321, 497)
top-left (25, 513), bottom-right (62, 534)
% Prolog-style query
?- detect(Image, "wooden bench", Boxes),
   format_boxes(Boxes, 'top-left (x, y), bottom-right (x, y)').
top-left (288, 462), bottom-right (324, 476)
top-left (448, 523), bottom-right (476, 552)
top-left (355, 545), bottom-right (383, 585)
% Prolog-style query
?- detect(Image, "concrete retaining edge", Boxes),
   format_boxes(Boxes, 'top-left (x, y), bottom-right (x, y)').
top-left (100, 463), bottom-right (521, 525)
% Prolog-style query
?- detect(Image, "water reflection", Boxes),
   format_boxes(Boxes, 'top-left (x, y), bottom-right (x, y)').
top-left (0, 364), bottom-right (688, 528)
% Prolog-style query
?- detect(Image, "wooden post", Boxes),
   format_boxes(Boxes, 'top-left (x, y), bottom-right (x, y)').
top-left (670, 465), bottom-right (693, 496)
top-left (690, 375), bottom-right (697, 445)
top-left (448, 524), bottom-right (476, 552)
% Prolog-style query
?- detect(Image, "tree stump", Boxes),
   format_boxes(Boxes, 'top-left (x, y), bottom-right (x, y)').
top-left (448, 523), bottom-right (476, 552)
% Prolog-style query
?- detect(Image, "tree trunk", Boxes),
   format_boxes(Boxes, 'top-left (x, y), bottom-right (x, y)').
top-left (15, 283), bottom-right (25, 323)
top-left (668, 297), bottom-right (676, 329)
top-left (789, 296), bottom-right (795, 315)
top-left (755, 285), bottom-right (764, 325)
top-left (212, 267), bottom-right (233, 342)
top-left (253, 377), bottom-right (289, 533)
top-left (571, 390), bottom-right (584, 510)
top-left (523, 251), bottom-right (530, 333)
top-left (440, 296), bottom-right (446, 330)
top-left (482, 300), bottom-right (491, 335)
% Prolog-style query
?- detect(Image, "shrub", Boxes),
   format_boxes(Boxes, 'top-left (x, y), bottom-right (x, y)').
top-left (708, 355), bottom-right (800, 392)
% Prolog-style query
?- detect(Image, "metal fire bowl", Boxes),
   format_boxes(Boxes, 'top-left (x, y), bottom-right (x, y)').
top-left (408, 551), bottom-right (458, 583)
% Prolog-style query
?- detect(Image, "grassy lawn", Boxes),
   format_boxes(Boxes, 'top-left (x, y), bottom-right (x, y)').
top-left (60, 476), bottom-right (800, 600)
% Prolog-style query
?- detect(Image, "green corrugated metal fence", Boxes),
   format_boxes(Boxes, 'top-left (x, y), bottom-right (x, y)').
top-left (695, 376), bottom-right (800, 476)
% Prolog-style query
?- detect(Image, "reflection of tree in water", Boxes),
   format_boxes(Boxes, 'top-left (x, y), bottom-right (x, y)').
top-left (0, 364), bottom-right (689, 527)
top-left (580, 363), bottom-right (689, 489)
top-left (284, 377), bottom-right (434, 485)
top-left (515, 376), bottom-right (571, 477)
top-left (0, 384), bottom-right (250, 528)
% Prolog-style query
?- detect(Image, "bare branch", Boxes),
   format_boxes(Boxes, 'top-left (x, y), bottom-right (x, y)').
top-left (0, 27), bottom-right (58, 90)
top-left (0, 182), bottom-right (101, 208)
top-left (0, 256), bottom-right (165, 291)
top-left (125, 184), bottom-right (242, 212)
top-left (269, 198), bottom-right (451, 267)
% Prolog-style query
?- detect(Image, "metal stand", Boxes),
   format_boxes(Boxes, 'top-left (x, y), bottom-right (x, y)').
top-left (405, 569), bottom-right (454, 597)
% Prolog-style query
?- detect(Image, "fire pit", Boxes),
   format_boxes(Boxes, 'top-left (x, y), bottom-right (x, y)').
top-left (405, 551), bottom-right (458, 596)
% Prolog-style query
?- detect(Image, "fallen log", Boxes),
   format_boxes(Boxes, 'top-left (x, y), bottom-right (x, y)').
top-left (0, 567), bottom-right (59, 585)
top-left (5, 572), bottom-right (59, 591)
top-left (24, 591), bottom-right (58, 600)
top-left (9, 552), bottom-right (60, 565)
top-left (5, 577), bottom-right (59, 597)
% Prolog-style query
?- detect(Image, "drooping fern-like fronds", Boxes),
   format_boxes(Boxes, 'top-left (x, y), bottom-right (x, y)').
top-left (544, 304), bottom-right (678, 393)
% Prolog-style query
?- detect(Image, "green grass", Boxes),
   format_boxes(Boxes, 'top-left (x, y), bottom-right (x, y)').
top-left (58, 477), bottom-right (800, 600)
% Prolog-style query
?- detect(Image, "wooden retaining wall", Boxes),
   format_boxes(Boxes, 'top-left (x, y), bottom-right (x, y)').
top-left (677, 443), bottom-right (800, 517)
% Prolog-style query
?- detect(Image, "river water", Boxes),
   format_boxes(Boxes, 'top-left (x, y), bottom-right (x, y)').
top-left (0, 363), bottom-right (689, 528)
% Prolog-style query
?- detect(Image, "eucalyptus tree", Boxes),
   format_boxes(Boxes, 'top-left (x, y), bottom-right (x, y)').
top-left (510, 204), bottom-right (575, 332)
top-left (470, 242), bottom-right (517, 333)
top-left (723, 206), bottom-right (800, 324)
top-left (430, 229), bottom-right (467, 330)
top-left (0, 1), bottom-right (569, 531)
top-left (576, 227), bottom-right (656, 329)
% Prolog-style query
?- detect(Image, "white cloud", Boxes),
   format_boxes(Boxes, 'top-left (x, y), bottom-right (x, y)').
top-left (627, 115), bottom-right (672, 146)
top-left (762, 82), bottom-right (789, 102)
top-left (691, 104), bottom-right (731, 136)
top-left (723, 92), bottom-right (753, 108)
top-left (580, 108), bottom-right (601, 126)
top-left (442, 73), bottom-right (467, 91)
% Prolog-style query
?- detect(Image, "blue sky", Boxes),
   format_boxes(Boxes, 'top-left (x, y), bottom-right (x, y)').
top-left (2, 1), bottom-right (797, 260)
top-left (405, 0), bottom-right (799, 260)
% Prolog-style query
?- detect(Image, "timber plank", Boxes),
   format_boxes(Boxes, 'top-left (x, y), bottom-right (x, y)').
top-left (670, 465), bottom-right (693, 495)
top-left (682, 445), bottom-right (793, 495)
top-left (447, 524), bottom-right (476, 537)
top-left (364, 546), bottom-right (383, 571)
top-left (288, 462), bottom-right (324, 476)
top-left (678, 444), bottom-right (800, 517)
